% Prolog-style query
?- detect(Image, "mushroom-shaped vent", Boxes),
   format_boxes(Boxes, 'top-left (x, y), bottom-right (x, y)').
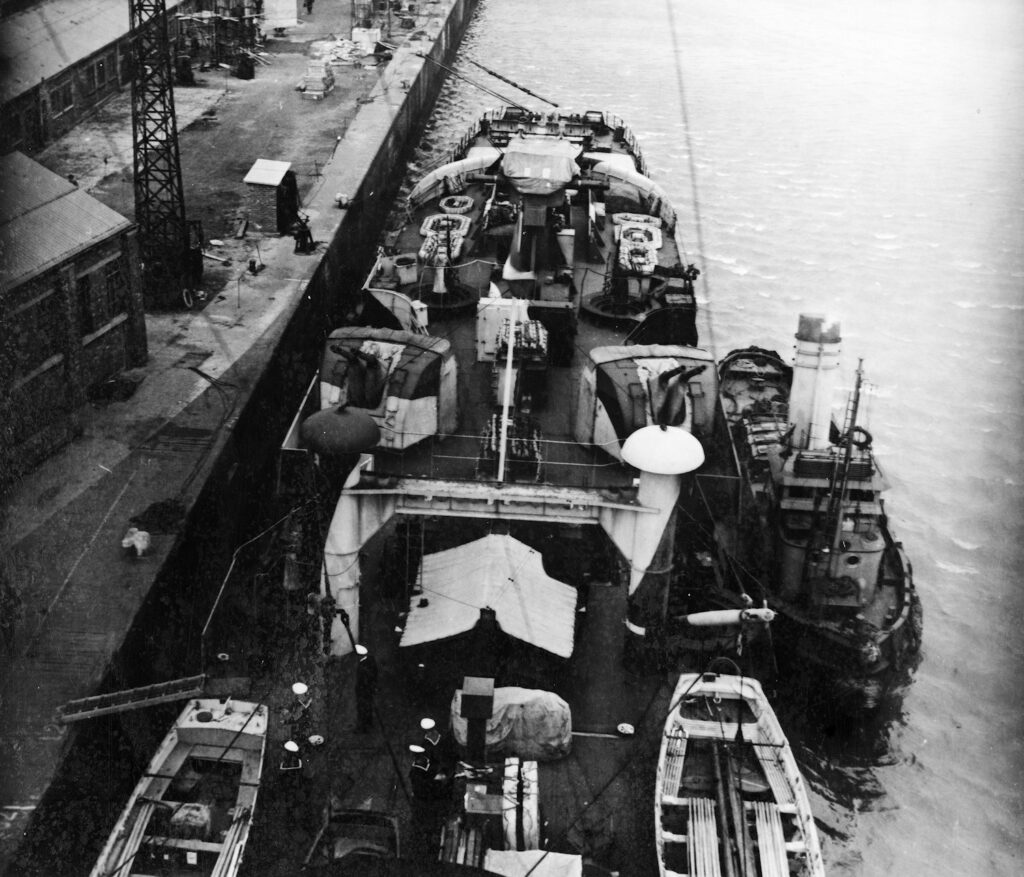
top-left (300, 406), bottom-right (380, 456)
top-left (621, 424), bottom-right (705, 474)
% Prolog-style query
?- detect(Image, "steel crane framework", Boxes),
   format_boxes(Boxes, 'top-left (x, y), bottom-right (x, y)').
top-left (130, 0), bottom-right (201, 307)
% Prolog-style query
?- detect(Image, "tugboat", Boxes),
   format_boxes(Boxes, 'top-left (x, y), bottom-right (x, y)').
top-left (278, 106), bottom-right (762, 867)
top-left (714, 314), bottom-right (922, 712)
top-left (656, 666), bottom-right (826, 877)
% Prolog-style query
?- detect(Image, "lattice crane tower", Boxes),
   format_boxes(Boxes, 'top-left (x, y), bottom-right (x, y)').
top-left (130, 0), bottom-right (200, 307)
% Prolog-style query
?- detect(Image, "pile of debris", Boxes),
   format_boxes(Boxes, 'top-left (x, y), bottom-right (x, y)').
top-left (311, 37), bottom-right (367, 66)
top-left (299, 61), bottom-right (335, 100)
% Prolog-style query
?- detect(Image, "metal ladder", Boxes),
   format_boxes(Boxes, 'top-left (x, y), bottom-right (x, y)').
top-left (57, 674), bottom-right (206, 723)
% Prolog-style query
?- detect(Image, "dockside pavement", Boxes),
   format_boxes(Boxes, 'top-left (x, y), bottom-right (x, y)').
top-left (0, 1), bottom-right (461, 870)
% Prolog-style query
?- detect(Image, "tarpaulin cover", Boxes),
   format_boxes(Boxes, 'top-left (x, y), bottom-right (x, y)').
top-left (589, 160), bottom-right (661, 197)
top-left (501, 137), bottom-right (581, 196)
top-left (482, 850), bottom-right (583, 877)
top-left (590, 160), bottom-right (676, 228)
top-left (321, 327), bottom-right (451, 406)
top-left (399, 535), bottom-right (576, 658)
top-left (450, 687), bottom-right (572, 762)
top-left (409, 147), bottom-right (503, 207)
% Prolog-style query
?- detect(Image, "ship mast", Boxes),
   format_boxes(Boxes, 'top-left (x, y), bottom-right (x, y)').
top-left (823, 359), bottom-right (865, 575)
top-left (788, 314), bottom-right (844, 593)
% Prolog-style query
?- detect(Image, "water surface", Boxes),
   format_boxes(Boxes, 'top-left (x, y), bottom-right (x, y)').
top-left (423, 1), bottom-right (1024, 873)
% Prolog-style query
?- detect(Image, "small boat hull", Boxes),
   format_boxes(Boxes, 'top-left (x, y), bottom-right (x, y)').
top-left (90, 698), bottom-right (266, 877)
top-left (656, 672), bottom-right (825, 877)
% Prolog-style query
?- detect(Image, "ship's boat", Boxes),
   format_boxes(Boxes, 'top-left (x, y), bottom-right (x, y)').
top-left (656, 671), bottom-right (825, 877)
top-left (711, 314), bottom-right (922, 712)
top-left (89, 698), bottom-right (266, 877)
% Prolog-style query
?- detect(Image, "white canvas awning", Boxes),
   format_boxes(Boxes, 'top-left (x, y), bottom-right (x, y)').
top-left (399, 534), bottom-right (576, 658)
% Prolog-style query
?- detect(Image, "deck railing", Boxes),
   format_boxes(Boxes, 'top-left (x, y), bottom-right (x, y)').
top-left (364, 430), bottom-right (638, 493)
top-left (411, 107), bottom-right (650, 185)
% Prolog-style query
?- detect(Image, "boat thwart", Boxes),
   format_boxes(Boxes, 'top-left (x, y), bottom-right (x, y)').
top-left (656, 671), bottom-right (825, 877)
top-left (89, 698), bottom-right (266, 877)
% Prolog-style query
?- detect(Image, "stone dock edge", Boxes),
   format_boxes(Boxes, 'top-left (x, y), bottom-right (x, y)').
top-left (0, 0), bottom-right (481, 871)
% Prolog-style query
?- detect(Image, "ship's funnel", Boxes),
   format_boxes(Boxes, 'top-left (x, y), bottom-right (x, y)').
top-left (788, 314), bottom-right (841, 450)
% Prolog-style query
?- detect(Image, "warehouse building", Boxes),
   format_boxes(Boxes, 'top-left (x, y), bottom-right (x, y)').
top-left (0, 151), bottom-right (146, 483)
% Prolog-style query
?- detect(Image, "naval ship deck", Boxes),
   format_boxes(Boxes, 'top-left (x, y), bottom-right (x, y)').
top-left (354, 116), bottom-right (689, 496)
top-left (361, 311), bottom-right (640, 493)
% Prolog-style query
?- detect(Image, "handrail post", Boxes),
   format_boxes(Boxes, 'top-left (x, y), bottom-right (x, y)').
top-left (496, 318), bottom-right (516, 481)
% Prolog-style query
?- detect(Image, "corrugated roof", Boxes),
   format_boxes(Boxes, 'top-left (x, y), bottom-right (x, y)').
top-left (0, 0), bottom-right (186, 104)
top-left (243, 159), bottom-right (293, 186)
top-left (399, 534), bottom-right (577, 659)
top-left (0, 150), bottom-right (77, 224)
top-left (0, 152), bottom-right (132, 294)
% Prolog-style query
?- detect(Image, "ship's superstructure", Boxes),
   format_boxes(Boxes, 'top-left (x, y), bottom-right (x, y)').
top-left (282, 107), bottom-right (725, 671)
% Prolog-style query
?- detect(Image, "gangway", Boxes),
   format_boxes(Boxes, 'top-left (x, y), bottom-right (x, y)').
top-left (56, 674), bottom-right (206, 723)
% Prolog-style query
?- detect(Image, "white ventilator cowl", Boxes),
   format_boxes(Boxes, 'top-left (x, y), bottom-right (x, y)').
top-left (621, 424), bottom-right (705, 474)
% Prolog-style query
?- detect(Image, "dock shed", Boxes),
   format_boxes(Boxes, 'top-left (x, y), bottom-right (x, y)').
top-left (243, 159), bottom-right (300, 234)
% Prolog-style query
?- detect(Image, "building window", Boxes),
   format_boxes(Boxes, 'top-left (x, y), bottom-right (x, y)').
top-left (77, 258), bottom-right (129, 336)
top-left (77, 273), bottom-right (96, 335)
top-left (85, 66), bottom-right (97, 94)
top-left (97, 58), bottom-right (108, 88)
top-left (51, 81), bottom-right (74, 116)
top-left (105, 259), bottom-right (129, 317)
top-left (119, 44), bottom-right (133, 85)
top-left (13, 292), bottom-right (64, 376)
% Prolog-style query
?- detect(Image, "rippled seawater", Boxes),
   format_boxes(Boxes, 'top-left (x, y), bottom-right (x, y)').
top-left (418, 0), bottom-right (1024, 873)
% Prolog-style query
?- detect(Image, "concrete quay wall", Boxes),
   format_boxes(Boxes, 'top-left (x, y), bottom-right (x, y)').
top-left (0, 1), bottom-right (479, 873)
